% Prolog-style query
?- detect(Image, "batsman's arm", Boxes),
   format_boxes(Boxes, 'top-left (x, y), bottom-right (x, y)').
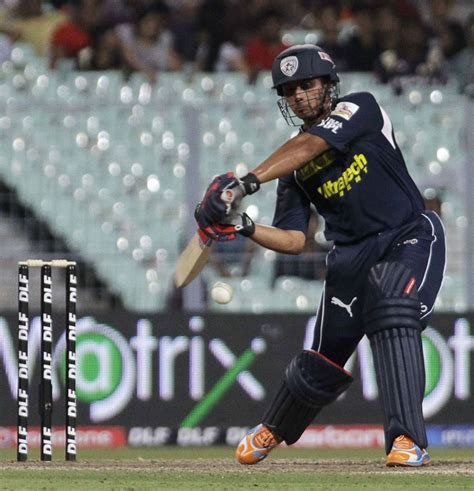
top-left (250, 224), bottom-right (306, 255)
top-left (250, 133), bottom-right (330, 184)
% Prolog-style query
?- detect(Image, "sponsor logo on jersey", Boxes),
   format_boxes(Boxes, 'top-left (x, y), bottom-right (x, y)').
top-left (280, 56), bottom-right (299, 77)
top-left (318, 117), bottom-right (343, 134)
top-left (297, 150), bottom-right (338, 181)
top-left (332, 101), bottom-right (360, 121)
top-left (317, 153), bottom-right (368, 198)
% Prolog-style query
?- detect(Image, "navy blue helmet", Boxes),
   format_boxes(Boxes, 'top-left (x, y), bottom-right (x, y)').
top-left (272, 44), bottom-right (339, 96)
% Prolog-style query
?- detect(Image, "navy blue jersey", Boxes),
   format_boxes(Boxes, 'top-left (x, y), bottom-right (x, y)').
top-left (272, 92), bottom-right (425, 244)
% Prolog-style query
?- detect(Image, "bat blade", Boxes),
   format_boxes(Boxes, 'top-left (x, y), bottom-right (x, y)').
top-left (175, 231), bottom-right (212, 288)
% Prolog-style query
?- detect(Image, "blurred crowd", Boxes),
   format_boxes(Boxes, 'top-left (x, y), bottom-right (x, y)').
top-left (0, 0), bottom-right (472, 91)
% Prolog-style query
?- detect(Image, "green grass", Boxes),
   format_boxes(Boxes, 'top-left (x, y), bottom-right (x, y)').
top-left (0, 447), bottom-right (473, 490)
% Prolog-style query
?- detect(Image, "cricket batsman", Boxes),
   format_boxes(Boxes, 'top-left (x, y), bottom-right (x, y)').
top-left (195, 44), bottom-right (446, 467)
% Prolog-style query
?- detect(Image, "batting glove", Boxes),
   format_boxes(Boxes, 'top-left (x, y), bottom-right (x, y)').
top-left (195, 203), bottom-right (237, 241)
top-left (194, 172), bottom-right (235, 229)
top-left (195, 172), bottom-right (261, 229)
top-left (219, 211), bottom-right (256, 238)
top-left (223, 172), bottom-right (261, 199)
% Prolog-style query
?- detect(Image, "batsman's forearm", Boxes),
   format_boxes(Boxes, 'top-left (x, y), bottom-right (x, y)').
top-left (250, 224), bottom-right (305, 255)
top-left (250, 133), bottom-right (330, 183)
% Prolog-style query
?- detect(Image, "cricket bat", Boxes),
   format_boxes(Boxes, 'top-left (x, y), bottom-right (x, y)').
top-left (175, 229), bottom-right (213, 288)
top-left (174, 188), bottom-right (241, 288)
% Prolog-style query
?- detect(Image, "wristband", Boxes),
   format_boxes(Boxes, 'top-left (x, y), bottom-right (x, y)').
top-left (240, 173), bottom-right (260, 195)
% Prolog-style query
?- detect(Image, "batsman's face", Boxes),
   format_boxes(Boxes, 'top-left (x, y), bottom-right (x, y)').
top-left (281, 78), bottom-right (330, 123)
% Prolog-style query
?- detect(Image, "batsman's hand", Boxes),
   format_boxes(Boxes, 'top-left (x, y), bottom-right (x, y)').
top-left (221, 172), bottom-right (261, 201)
top-left (195, 203), bottom-right (237, 241)
top-left (195, 207), bottom-right (255, 241)
top-left (218, 211), bottom-right (256, 238)
top-left (194, 172), bottom-right (260, 229)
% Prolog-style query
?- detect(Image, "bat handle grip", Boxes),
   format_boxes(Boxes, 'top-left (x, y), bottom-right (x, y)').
top-left (197, 228), bottom-right (212, 244)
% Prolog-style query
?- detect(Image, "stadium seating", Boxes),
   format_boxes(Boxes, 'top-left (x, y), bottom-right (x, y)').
top-left (0, 44), bottom-right (468, 312)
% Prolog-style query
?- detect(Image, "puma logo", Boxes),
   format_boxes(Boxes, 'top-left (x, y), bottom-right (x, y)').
top-left (331, 296), bottom-right (357, 317)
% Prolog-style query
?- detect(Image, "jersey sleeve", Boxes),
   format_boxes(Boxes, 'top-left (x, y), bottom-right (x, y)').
top-left (272, 174), bottom-right (311, 234)
top-left (308, 92), bottom-right (383, 152)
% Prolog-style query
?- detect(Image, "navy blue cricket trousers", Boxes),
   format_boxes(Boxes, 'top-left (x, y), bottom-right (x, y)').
top-left (311, 210), bottom-right (446, 366)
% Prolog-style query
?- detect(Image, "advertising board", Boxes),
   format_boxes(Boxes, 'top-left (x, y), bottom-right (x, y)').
top-left (0, 312), bottom-right (472, 447)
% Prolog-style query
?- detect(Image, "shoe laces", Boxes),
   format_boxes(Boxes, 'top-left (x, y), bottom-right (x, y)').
top-left (393, 435), bottom-right (415, 449)
top-left (254, 427), bottom-right (281, 448)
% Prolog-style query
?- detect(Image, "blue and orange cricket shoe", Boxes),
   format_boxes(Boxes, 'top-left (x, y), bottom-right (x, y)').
top-left (236, 424), bottom-right (282, 465)
top-left (386, 435), bottom-right (431, 467)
